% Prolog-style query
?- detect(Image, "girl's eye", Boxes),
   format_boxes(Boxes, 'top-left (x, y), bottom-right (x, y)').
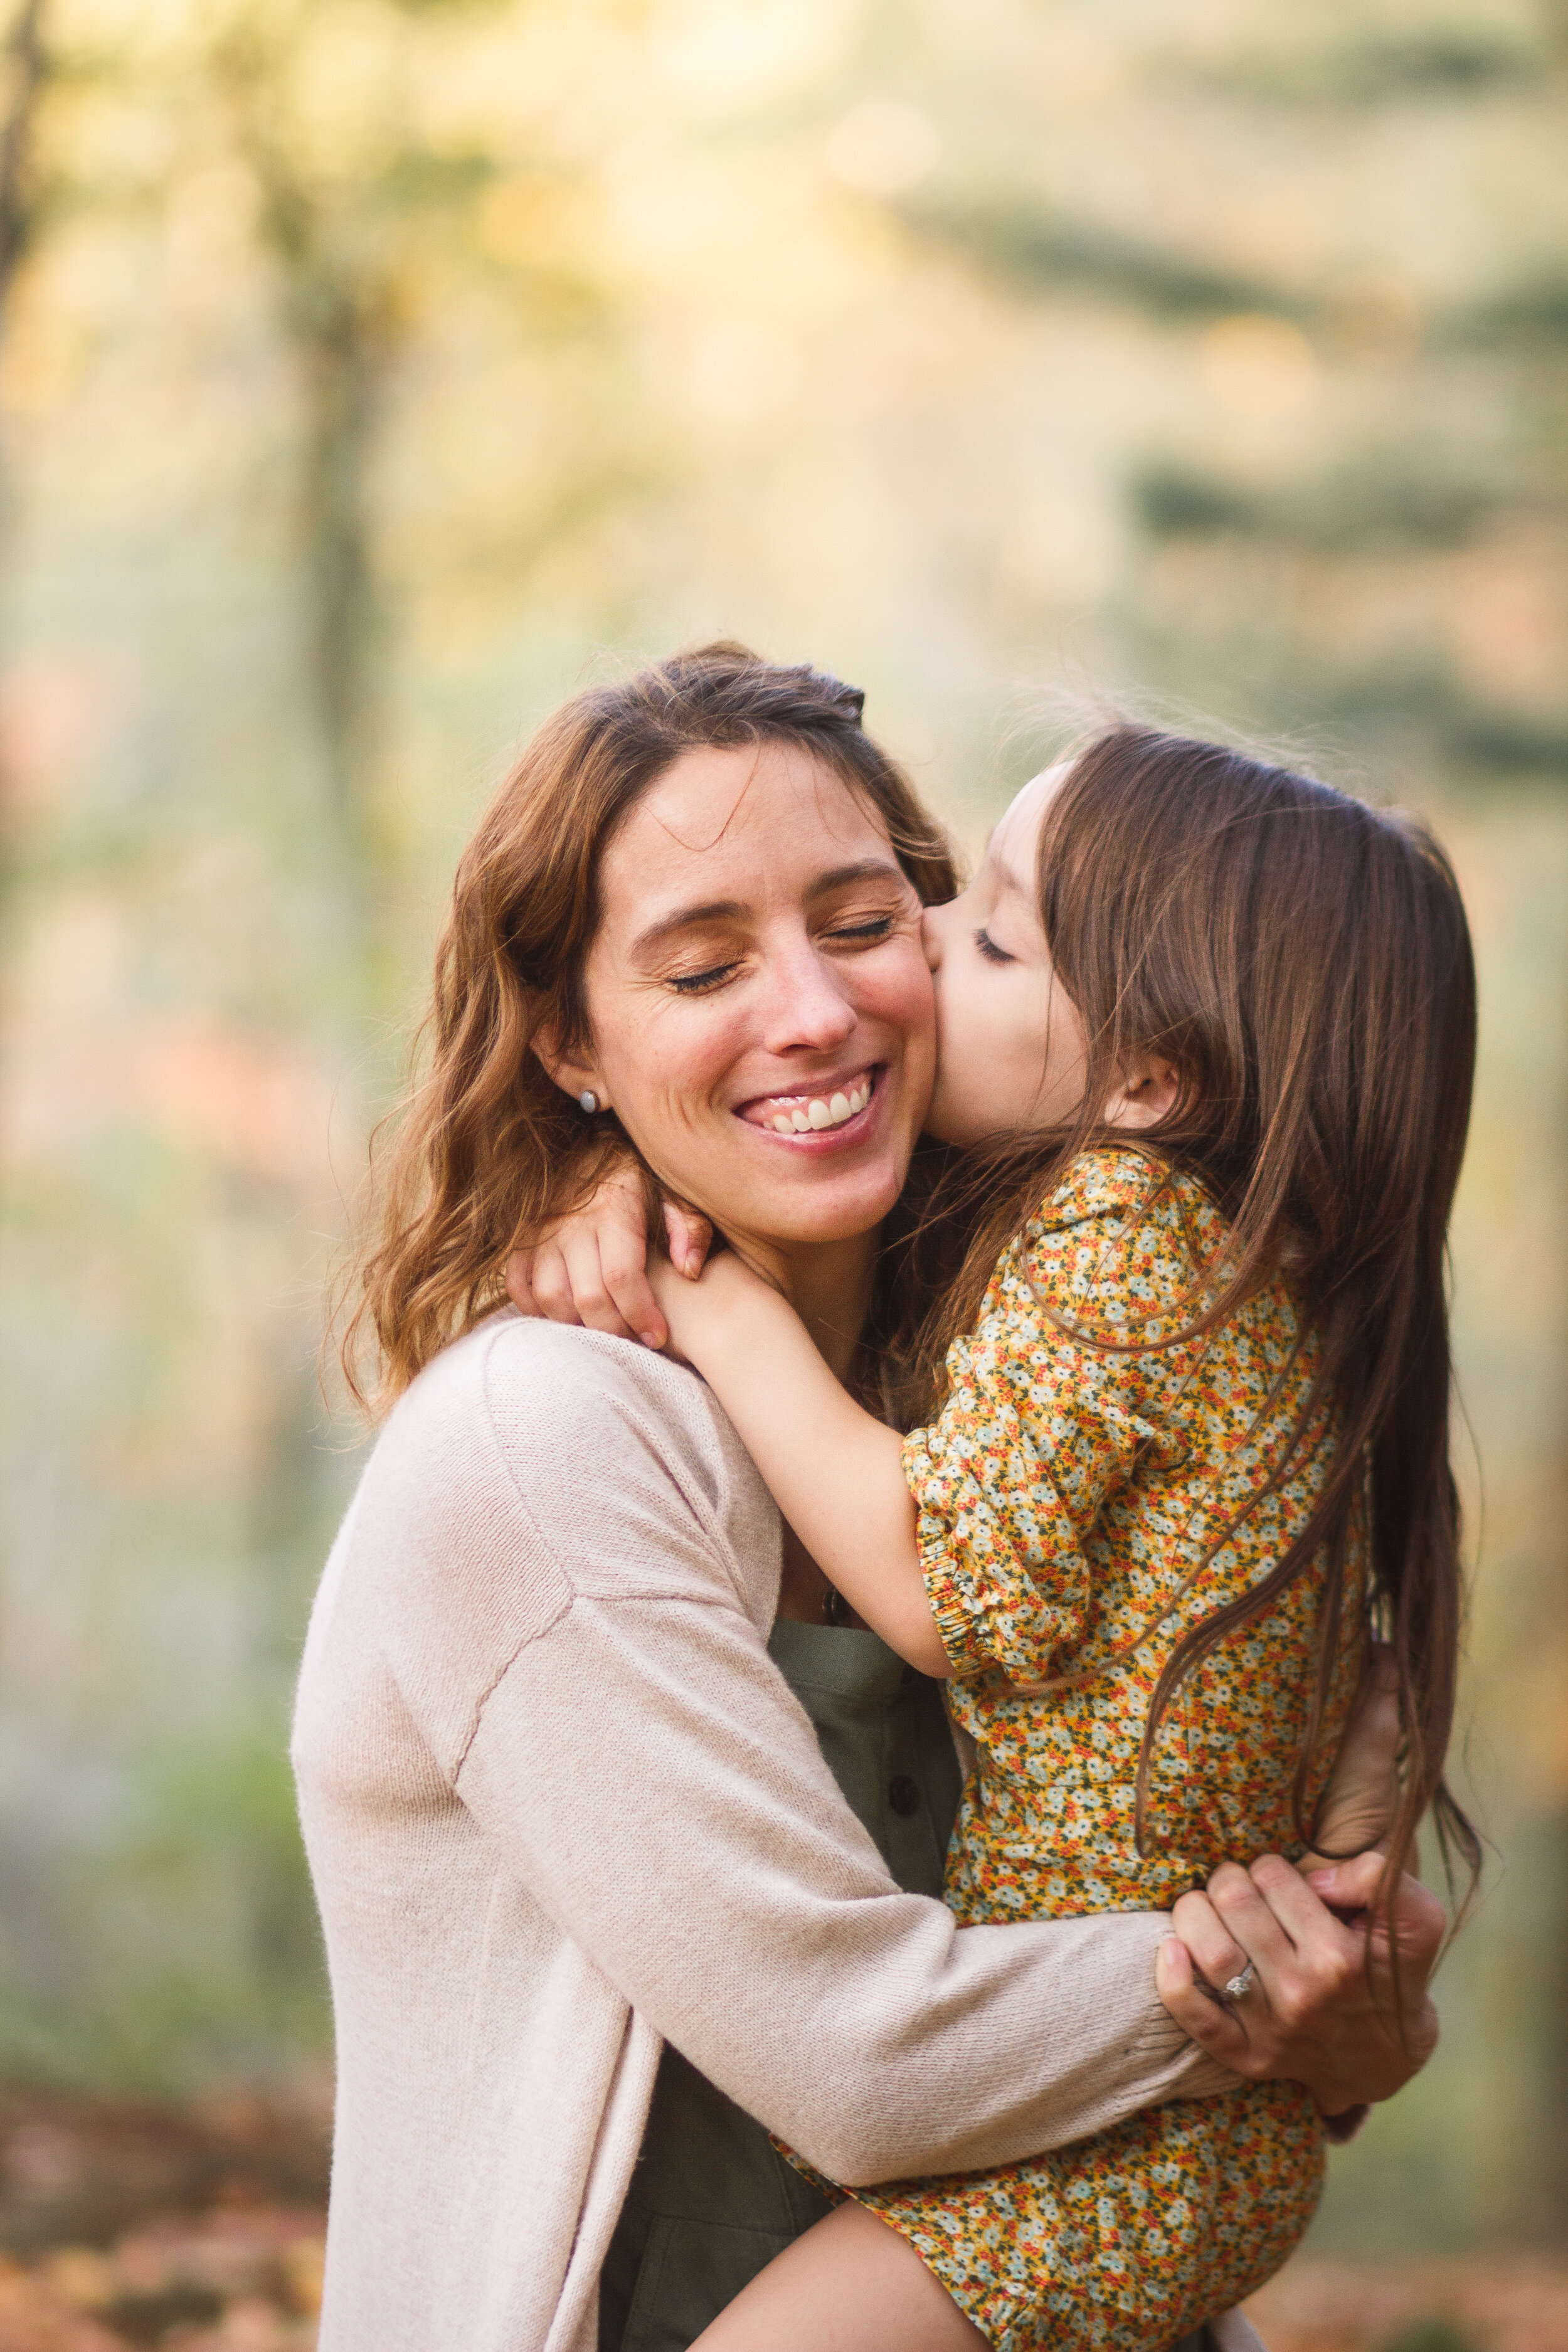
top-left (974, 926), bottom-right (1015, 966)
top-left (669, 961), bottom-right (741, 996)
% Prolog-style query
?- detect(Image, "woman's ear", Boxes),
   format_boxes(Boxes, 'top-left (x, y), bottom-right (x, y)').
top-left (1103, 1053), bottom-right (1180, 1131)
top-left (530, 1026), bottom-right (611, 1115)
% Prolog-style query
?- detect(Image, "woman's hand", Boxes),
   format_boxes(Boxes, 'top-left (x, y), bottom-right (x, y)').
top-left (505, 1163), bottom-right (712, 1350)
top-left (1155, 1850), bottom-right (1445, 2122)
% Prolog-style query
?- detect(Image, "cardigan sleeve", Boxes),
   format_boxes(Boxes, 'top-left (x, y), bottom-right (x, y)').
top-left (431, 1321), bottom-right (1231, 2189)
top-left (455, 1597), bottom-right (1229, 2186)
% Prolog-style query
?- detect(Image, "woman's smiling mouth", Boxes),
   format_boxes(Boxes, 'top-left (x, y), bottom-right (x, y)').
top-left (738, 1067), bottom-right (879, 1140)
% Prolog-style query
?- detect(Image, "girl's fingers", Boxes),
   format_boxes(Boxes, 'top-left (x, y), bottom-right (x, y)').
top-left (558, 1230), bottom-right (643, 1342)
top-left (663, 1200), bottom-right (714, 1278)
top-left (504, 1249), bottom-right (539, 1316)
top-left (1302, 1848), bottom-right (1391, 1915)
top-left (1310, 1653), bottom-right (1401, 1864)
top-left (527, 1239), bottom-right (586, 1328)
top-left (598, 1232), bottom-right (668, 1350)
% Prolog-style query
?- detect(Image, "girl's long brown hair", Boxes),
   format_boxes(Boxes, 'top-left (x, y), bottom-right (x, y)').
top-left (338, 641), bottom-right (956, 1409)
top-left (885, 725), bottom-right (1481, 1919)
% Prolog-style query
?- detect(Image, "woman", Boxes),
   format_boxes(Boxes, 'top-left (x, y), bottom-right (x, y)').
top-left (296, 645), bottom-right (1444, 2352)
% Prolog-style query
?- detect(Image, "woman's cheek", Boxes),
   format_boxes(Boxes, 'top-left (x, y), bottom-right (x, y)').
top-left (870, 937), bottom-right (937, 1041)
top-left (607, 1008), bottom-right (745, 1162)
top-left (927, 955), bottom-right (968, 1064)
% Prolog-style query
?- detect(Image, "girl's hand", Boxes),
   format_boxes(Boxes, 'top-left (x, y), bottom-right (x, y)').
top-left (647, 1247), bottom-right (781, 1361)
top-left (1155, 1850), bottom-right (1445, 2121)
top-left (1299, 1644), bottom-right (1402, 1873)
top-left (506, 1162), bottom-right (712, 1350)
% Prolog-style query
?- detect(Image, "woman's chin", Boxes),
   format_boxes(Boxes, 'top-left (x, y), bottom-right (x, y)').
top-left (743, 1158), bottom-right (908, 1249)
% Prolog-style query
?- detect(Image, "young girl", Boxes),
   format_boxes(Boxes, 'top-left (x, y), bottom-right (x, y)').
top-left (513, 725), bottom-right (1478, 2352)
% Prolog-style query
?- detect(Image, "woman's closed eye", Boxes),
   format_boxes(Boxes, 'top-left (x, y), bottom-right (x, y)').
top-left (974, 926), bottom-right (1015, 965)
top-left (825, 912), bottom-right (897, 948)
top-left (667, 911), bottom-right (898, 993)
top-left (669, 959), bottom-right (743, 996)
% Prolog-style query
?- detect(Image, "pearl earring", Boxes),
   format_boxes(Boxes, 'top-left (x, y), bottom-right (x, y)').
top-left (578, 1089), bottom-right (600, 1114)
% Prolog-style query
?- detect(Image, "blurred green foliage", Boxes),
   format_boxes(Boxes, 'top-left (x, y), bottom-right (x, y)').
top-left (0, 0), bottom-right (1563, 2258)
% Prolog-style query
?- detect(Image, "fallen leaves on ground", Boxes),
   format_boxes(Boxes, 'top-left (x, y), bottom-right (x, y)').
top-left (0, 2205), bottom-right (322, 2349)
top-left (1, 2085), bottom-right (1565, 2352)
top-left (5, 2240), bottom-right (1568, 2351)
top-left (1249, 2257), bottom-right (1568, 2352)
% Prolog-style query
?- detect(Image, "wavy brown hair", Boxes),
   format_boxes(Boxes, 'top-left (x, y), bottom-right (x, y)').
top-left (338, 641), bottom-right (956, 1410)
top-left (882, 724), bottom-right (1480, 1920)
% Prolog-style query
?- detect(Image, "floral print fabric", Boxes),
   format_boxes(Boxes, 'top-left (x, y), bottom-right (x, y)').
top-left (844, 1148), bottom-right (1365, 2350)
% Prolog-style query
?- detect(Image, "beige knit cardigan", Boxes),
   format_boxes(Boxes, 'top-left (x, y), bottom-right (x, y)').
top-left (293, 1314), bottom-right (1239, 2352)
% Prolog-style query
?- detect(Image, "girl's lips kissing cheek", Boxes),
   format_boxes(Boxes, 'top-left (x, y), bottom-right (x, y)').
top-left (736, 1067), bottom-right (881, 1143)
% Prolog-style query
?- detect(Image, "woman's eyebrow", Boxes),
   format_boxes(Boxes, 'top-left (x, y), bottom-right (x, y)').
top-left (628, 899), bottom-right (746, 960)
top-left (628, 860), bottom-right (905, 961)
top-left (805, 857), bottom-right (907, 899)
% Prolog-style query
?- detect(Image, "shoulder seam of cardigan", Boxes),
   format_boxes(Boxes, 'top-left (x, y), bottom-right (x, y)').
top-left (477, 1316), bottom-right (750, 1610)
top-left (451, 1587), bottom-right (759, 1786)
top-left (443, 1322), bottom-right (754, 1779)
top-left (451, 1585), bottom-right (574, 1782)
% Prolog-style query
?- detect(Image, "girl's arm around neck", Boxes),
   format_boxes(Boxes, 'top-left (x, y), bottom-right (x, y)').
top-left (650, 1254), bottom-right (952, 1677)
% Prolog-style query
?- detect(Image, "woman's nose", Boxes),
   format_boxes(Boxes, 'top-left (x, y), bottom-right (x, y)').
top-left (921, 903), bottom-right (945, 972)
top-left (758, 941), bottom-right (858, 1055)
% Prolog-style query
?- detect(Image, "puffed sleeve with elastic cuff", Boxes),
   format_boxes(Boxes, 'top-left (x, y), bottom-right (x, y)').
top-left (907, 1149), bottom-right (1205, 1687)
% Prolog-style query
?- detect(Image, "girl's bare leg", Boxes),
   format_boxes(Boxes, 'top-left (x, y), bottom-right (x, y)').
top-left (689, 2200), bottom-right (989, 2352)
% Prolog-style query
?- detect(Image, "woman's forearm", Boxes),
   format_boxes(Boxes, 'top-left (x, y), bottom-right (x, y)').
top-left (463, 1602), bottom-right (1232, 2181)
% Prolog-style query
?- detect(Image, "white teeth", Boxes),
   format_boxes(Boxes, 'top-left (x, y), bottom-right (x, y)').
top-left (758, 1075), bottom-right (874, 1133)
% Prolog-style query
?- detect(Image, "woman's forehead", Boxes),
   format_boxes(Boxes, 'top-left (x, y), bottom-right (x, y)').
top-left (601, 741), bottom-right (894, 913)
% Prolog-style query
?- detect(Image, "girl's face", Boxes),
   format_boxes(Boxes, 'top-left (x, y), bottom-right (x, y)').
top-left (562, 741), bottom-right (936, 1260)
top-left (921, 768), bottom-right (1089, 1147)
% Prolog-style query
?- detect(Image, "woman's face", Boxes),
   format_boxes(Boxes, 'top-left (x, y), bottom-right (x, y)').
top-left (568, 741), bottom-right (936, 1257)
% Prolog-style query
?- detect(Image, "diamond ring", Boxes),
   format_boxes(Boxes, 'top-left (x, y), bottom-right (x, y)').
top-left (1223, 1963), bottom-right (1256, 2001)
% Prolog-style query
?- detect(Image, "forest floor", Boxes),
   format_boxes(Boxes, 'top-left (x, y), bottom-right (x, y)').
top-left (0, 2089), bottom-right (1565, 2351)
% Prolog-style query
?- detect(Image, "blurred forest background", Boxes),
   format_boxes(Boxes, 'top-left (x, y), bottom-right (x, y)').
top-left (0, 0), bottom-right (1565, 2311)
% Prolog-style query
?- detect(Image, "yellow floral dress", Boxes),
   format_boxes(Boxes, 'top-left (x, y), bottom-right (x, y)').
top-left (839, 1147), bottom-right (1366, 2352)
